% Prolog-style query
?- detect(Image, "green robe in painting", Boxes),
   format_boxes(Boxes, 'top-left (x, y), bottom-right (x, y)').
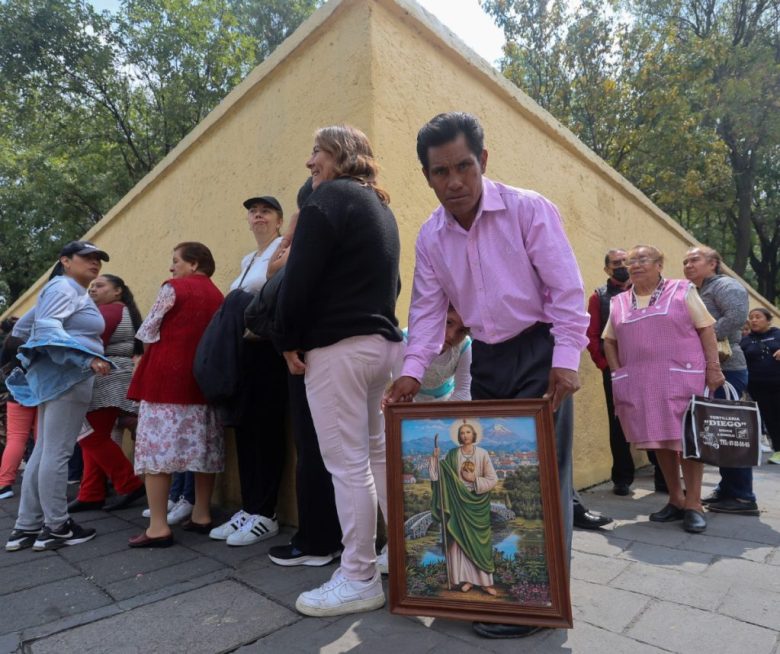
top-left (431, 447), bottom-right (494, 574)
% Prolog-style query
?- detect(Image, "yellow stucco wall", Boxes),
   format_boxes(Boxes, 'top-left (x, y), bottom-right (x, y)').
top-left (5, 0), bottom-right (778, 511)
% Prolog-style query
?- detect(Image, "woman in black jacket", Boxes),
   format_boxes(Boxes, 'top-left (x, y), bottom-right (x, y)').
top-left (278, 125), bottom-right (402, 618)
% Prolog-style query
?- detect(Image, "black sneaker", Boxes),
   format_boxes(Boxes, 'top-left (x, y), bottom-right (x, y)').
top-left (268, 544), bottom-right (340, 567)
top-left (5, 528), bottom-right (39, 552)
top-left (32, 518), bottom-right (96, 551)
top-left (702, 490), bottom-right (721, 505)
top-left (0, 486), bottom-right (14, 500)
top-left (706, 498), bottom-right (760, 516)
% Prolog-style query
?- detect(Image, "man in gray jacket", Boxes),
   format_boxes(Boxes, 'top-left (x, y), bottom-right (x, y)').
top-left (683, 246), bottom-right (758, 515)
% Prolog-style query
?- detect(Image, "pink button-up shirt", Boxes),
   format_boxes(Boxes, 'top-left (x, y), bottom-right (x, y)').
top-left (401, 177), bottom-right (589, 382)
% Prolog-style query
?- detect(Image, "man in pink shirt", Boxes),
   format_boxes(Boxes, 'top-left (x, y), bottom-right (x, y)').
top-left (386, 112), bottom-right (590, 639)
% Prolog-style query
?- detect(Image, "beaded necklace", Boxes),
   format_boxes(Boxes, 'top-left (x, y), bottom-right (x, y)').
top-left (631, 276), bottom-right (666, 310)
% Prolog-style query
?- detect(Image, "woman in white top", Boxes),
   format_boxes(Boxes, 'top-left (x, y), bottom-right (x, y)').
top-left (209, 195), bottom-right (289, 547)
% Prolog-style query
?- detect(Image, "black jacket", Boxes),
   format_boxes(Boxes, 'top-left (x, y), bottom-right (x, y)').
top-left (276, 178), bottom-right (402, 351)
top-left (193, 288), bottom-right (253, 407)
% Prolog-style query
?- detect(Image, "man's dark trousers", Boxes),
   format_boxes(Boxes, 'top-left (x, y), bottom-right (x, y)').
top-left (716, 369), bottom-right (755, 502)
top-left (471, 324), bottom-right (573, 569)
top-left (602, 369), bottom-right (634, 486)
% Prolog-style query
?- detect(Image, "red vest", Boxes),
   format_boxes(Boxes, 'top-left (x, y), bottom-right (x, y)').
top-left (128, 275), bottom-right (223, 404)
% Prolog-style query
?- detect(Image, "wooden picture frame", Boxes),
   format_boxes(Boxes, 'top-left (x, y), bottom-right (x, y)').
top-left (384, 399), bottom-right (572, 628)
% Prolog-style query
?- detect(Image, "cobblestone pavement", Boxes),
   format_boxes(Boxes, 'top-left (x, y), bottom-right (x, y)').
top-left (0, 462), bottom-right (778, 653)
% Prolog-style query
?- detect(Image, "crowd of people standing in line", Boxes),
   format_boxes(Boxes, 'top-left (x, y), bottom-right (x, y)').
top-left (0, 111), bottom-right (778, 641)
top-left (588, 243), bottom-right (778, 530)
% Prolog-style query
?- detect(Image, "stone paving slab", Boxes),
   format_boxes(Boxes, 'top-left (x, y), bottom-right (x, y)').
top-left (0, 467), bottom-right (774, 652)
top-left (609, 520), bottom-right (692, 548)
top-left (56, 526), bottom-right (139, 564)
top-left (0, 556), bottom-right (79, 596)
top-left (678, 531), bottom-right (775, 562)
top-left (75, 513), bottom-right (138, 532)
top-left (719, 582), bottom-right (780, 631)
top-left (236, 611), bottom-right (496, 654)
top-left (570, 578), bottom-right (651, 633)
top-left (616, 539), bottom-right (715, 573)
top-left (75, 543), bottom-right (199, 585)
top-left (0, 633), bottom-right (20, 654)
top-left (704, 557), bottom-right (780, 593)
top-left (550, 621), bottom-right (669, 654)
top-left (572, 530), bottom-right (631, 557)
top-left (185, 531), bottom-right (289, 567)
top-left (115, 569), bottom-right (232, 611)
top-left (626, 600), bottom-right (778, 654)
top-left (0, 577), bottom-right (112, 635)
top-left (28, 580), bottom-right (298, 654)
top-left (408, 613), bottom-right (553, 653)
top-left (609, 560), bottom-right (731, 611)
top-left (0, 546), bottom-right (56, 570)
top-left (570, 549), bottom-right (632, 585)
top-left (20, 605), bottom-right (123, 643)
top-left (104, 554), bottom-right (226, 601)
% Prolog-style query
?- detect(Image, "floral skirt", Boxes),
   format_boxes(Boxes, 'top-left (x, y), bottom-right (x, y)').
top-left (134, 401), bottom-right (224, 474)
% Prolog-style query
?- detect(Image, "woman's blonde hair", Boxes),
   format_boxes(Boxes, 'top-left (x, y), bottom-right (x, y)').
top-left (314, 125), bottom-right (390, 205)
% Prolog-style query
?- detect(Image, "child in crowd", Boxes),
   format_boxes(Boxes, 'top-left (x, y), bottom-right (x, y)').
top-left (401, 304), bottom-right (471, 403)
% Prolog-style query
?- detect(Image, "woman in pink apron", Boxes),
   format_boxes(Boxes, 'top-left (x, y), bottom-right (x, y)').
top-left (603, 245), bottom-right (724, 533)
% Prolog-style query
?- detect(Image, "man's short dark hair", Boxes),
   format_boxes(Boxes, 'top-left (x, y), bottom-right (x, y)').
top-left (416, 112), bottom-right (485, 170)
top-left (604, 249), bottom-right (626, 267)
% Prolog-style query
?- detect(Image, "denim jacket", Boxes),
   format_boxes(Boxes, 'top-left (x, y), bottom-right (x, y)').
top-left (6, 278), bottom-right (112, 406)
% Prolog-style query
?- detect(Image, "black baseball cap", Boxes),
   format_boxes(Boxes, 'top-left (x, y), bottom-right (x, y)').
top-left (58, 240), bottom-right (110, 262)
top-left (243, 195), bottom-right (283, 214)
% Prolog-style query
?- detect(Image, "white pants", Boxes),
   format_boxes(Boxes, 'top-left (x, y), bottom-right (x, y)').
top-left (304, 334), bottom-right (402, 580)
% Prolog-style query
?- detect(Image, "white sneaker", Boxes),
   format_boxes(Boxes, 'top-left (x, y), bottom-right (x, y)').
top-left (376, 545), bottom-right (389, 575)
top-left (226, 514), bottom-right (278, 546)
top-left (141, 499), bottom-right (175, 519)
top-left (295, 567), bottom-right (385, 617)
top-left (167, 498), bottom-right (194, 525)
top-left (209, 510), bottom-right (250, 541)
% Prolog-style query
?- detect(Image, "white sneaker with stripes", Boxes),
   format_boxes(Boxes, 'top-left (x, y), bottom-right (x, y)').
top-left (226, 513), bottom-right (278, 546)
top-left (209, 510), bottom-right (250, 541)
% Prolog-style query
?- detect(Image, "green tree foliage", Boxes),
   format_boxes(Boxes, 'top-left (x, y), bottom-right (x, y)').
top-left (482, 0), bottom-right (780, 302)
top-left (503, 465), bottom-right (542, 520)
top-left (0, 0), bottom-right (318, 312)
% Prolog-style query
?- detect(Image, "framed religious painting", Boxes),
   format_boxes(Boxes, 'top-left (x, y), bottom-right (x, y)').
top-left (384, 399), bottom-right (572, 628)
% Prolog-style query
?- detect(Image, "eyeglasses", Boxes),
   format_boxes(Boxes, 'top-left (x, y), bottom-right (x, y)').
top-left (608, 259), bottom-right (626, 267)
top-left (626, 256), bottom-right (659, 266)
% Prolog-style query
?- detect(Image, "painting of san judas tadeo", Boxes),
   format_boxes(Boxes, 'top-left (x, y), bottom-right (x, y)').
top-left (384, 399), bottom-right (572, 628)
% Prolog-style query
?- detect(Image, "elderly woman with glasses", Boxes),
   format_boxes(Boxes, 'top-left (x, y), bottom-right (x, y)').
top-left (602, 245), bottom-right (724, 534)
